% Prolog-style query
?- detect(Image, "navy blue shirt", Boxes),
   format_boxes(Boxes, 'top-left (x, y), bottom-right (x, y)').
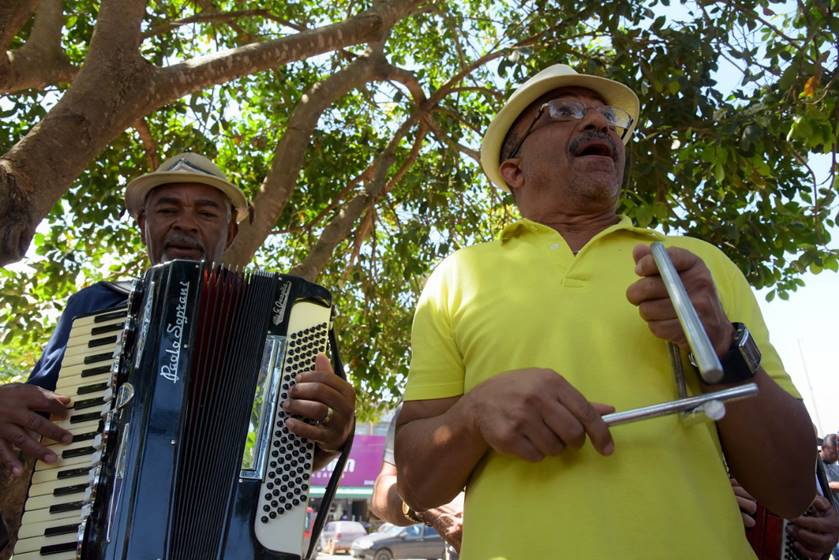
top-left (27, 282), bottom-right (129, 391)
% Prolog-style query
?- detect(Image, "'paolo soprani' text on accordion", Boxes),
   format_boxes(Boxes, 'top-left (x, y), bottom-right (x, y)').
top-left (13, 260), bottom-right (343, 560)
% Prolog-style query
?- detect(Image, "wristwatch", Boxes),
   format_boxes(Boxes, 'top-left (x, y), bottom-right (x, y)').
top-left (401, 500), bottom-right (425, 524)
top-left (699, 322), bottom-right (761, 385)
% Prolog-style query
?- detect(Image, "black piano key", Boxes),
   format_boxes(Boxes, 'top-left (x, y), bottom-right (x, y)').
top-left (90, 323), bottom-right (123, 336)
top-left (70, 430), bottom-right (98, 443)
top-left (80, 365), bottom-right (111, 378)
top-left (62, 446), bottom-right (96, 459)
top-left (54, 483), bottom-right (88, 497)
top-left (87, 335), bottom-right (117, 349)
top-left (71, 396), bottom-right (104, 411)
top-left (93, 310), bottom-right (127, 323)
top-left (70, 412), bottom-right (101, 424)
top-left (83, 352), bottom-right (112, 365)
top-left (77, 382), bottom-right (108, 395)
top-left (49, 501), bottom-right (84, 514)
top-left (57, 467), bottom-right (91, 480)
top-left (44, 524), bottom-right (79, 537)
top-left (40, 540), bottom-right (78, 555)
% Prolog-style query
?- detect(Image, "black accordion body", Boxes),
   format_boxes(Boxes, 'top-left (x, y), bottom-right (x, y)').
top-left (13, 260), bottom-right (344, 560)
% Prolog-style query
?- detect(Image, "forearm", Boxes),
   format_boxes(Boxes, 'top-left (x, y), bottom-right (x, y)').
top-left (829, 481), bottom-right (839, 492)
top-left (370, 469), bottom-right (413, 525)
top-left (396, 397), bottom-right (487, 511)
top-left (716, 370), bottom-right (815, 518)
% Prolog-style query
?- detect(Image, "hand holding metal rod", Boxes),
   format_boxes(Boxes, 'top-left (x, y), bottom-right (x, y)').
top-left (602, 242), bottom-right (758, 427)
top-left (649, 242), bottom-right (724, 384)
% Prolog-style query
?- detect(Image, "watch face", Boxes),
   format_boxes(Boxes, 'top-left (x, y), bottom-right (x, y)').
top-left (736, 324), bottom-right (762, 372)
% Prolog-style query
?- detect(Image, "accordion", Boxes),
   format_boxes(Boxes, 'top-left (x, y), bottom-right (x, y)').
top-left (746, 459), bottom-right (838, 560)
top-left (12, 260), bottom-right (346, 560)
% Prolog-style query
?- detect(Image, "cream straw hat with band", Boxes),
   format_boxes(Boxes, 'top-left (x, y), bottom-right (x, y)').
top-left (479, 64), bottom-right (640, 192)
top-left (125, 152), bottom-right (250, 223)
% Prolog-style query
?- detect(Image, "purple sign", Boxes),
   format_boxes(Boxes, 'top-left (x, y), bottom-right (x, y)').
top-left (311, 434), bottom-right (385, 488)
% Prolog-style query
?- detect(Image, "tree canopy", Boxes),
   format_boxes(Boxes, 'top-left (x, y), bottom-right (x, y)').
top-left (1, 0), bottom-right (837, 419)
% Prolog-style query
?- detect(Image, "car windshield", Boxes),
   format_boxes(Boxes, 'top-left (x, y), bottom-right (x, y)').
top-left (381, 524), bottom-right (404, 536)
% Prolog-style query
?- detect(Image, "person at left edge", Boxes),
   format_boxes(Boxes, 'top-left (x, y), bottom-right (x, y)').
top-left (0, 152), bottom-right (355, 477)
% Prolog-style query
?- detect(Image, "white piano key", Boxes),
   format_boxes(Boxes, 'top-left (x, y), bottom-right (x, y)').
top-left (16, 513), bottom-right (84, 540)
top-left (25, 485), bottom-right (88, 510)
top-left (67, 308), bottom-right (127, 328)
top-left (34, 450), bottom-right (101, 473)
top-left (26, 473), bottom-right (89, 498)
top-left (55, 371), bottom-right (110, 393)
top-left (12, 548), bottom-right (78, 560)
top-left (12, 532), bottom-right (79, 554)
top-left (20, 506), bottom-right (81, 526)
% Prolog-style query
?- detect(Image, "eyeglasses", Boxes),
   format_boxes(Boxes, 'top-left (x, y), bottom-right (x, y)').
top-left (507, 99), bottom-right (634, 159)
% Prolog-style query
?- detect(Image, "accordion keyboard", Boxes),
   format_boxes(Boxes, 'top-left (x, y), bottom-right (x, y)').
top-left (254, 300), bottom-right (330, 552)
top-left (13, 308), bottom-right (127, 560)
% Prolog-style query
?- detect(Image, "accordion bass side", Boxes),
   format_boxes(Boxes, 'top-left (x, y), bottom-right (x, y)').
top-left (13, 260), bottom-right (344, 560)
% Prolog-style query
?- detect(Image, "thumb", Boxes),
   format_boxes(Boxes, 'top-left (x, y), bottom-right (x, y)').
top-left (314, 352), bottom-right (333, 374)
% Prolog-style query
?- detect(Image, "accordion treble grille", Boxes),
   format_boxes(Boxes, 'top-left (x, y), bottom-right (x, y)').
top-left (169, 269), bottom-right (276, 559)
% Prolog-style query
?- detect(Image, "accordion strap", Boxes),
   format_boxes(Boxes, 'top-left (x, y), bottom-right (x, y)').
top-left (304, 326), bottom-right (355, 560)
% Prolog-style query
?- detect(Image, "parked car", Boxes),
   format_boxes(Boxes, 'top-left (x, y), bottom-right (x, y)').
top-left (319, 520), bottom-right (368, 555)
top-left (350, 523), bottom-right (445, 560)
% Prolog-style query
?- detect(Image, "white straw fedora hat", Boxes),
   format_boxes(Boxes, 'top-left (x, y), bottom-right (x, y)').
top-left (480, 64), bottom-right (640, 192)
top-left (125, 152), bottom-right (250, 223)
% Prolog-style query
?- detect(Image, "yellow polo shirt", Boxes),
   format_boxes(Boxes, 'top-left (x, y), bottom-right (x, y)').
top-left (404, 216), bottom-right (797, 560)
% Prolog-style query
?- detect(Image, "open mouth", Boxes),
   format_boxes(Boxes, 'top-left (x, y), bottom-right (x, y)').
top-left (572, 139), bottom-right (615, 159)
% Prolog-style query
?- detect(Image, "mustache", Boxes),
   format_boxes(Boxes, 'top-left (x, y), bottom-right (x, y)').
top-left (163, 232), bottom-right (205, 253)
top-left (568, 130), bottom-right (619, 159)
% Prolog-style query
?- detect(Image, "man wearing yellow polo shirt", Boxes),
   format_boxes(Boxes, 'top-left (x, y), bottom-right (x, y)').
top-left (394, 64), bottom-right (816, 559)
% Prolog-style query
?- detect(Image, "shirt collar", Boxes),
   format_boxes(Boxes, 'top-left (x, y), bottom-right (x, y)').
top-left (499, 215), bottom-right (665, 244)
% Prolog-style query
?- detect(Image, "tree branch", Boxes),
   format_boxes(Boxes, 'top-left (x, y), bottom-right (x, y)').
top-left (289, 116), bottom-right (422, 281)
top-left (222, 50), bottom-right (393, 267)
top-left (155, 0), bottom-right (423, 102)
top-left (0, 0), bottom-right (422, 266)
top-left (142, 9), bottom-right (288, 39)
top-left (0, 0), bottom-right (38, 51)
top-left (133, 118), bottom-right (159, 170)
top-left (0, 0), bottom-right (76, 94)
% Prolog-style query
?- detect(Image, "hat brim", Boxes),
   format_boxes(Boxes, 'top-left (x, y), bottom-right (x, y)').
top-left (480, 72), bottom-right (640, 192)
top-left (125, 172), bottom-right (249, 223)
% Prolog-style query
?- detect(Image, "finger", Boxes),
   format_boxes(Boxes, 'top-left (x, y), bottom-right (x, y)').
top-left (809, 495), bottom-right (832, 513)
top-left (284, 397), bottom-right (331, 424)
top-left (740, 512), bottom-right (756, 528)
top-left (287, 379), bottom-right (347, 416)
top-left (0, 423), bottom-right (59, 464)
top-left (21, 386), bottom-right (73, 415)
top-left (791, 542), bottom-right (820, 560)
top-left (735, 495), bottom-right (758, 515)
top-left (295, 369), bottom-right (354, 399)
top-left (554, 381), bottom-right (614, 455)
top-left (791, 525), bottom-right (832, 546)
top-left (542, 404), bottom-right (584, 450)
top-left (285, 416), bottom-right (329, 443)
top-left (636, 298), bottom-right (678, 322)
top-left (791, 512), bottom-right (834, 531)
top-left (633, 244), bottom-right (699, 277)
top-left (631, 244), bottom-right (651, 267)
top-left (626, 276), bottom-right (669, 306)
top-left (502, 436), bottom-right (545, 462)
top-left (522, 417), bottom-right (566, 456)
top-left (20, 411), bottom-right (72, 444)
top-left (0, 440), bottom-right (23, 477)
